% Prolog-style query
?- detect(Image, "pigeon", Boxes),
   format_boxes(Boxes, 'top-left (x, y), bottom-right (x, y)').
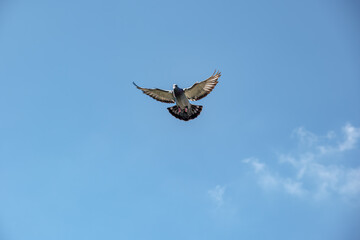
top-left (133, 71), bottom-right (221, 121)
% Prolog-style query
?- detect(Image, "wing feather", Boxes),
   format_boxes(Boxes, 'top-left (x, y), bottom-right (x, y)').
top-left (133, 82), bottom-right (175, 103)
top-left (184, 71), bottom-right (221, 101)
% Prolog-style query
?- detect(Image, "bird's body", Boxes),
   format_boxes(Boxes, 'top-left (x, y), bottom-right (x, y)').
top-left (133, 71), bottom-right (221, 121)
top-left (172, 85), bottom-right (190, 110)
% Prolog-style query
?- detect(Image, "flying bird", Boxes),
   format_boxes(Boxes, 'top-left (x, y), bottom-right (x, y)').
top-left (133, 71), bottom-right (221, 121)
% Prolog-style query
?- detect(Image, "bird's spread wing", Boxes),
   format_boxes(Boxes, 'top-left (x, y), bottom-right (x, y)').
top-left (133, 82), bottom-right (175, 103)
top-left (184, 71), bottom-right (221, 101)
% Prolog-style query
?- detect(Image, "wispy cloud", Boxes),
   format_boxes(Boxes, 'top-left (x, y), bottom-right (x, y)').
top-left (317, 123), bottom-right (360, 154)
top-left (208, 185), bottom-right (226, 207)
top-left (292, 127), bottom-right (318, 146)
top-left (242, 158), bottom-right (265, 173)
top-left (242, 158), bottom-right (306, 197)
top-left (243, 123), bottom-right (360, 201)
top-left (338, 123), bottom-right (360, 151)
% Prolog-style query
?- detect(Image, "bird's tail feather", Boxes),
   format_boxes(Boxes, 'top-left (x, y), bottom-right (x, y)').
top-left (167, 104), bottom-right (203, 121)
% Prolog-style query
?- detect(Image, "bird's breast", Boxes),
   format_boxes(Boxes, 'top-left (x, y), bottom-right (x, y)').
top-left (174, 91), bottom-right (190, 109)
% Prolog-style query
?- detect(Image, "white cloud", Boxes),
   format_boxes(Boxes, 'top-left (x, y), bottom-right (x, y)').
top-left (208, 185), bottom-right (226, 207)
top-left (283, 179), bottom-right (306, 196)
top-left (293, 127), bottom-right (318, 146)
top-left (318, 123), bottom-right (360, 154)
top-left (242, 158), bottom-right (265, 173)
top-left (243, 123), bottom-right (360, 201)
top-left (338, 123), bottom-right (360, 151)
top-left (243, 157), bottom-right (306, 197)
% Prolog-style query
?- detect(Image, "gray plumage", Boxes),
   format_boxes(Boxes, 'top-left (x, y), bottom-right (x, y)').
top-left (133, 71), bottom-right (221, 121)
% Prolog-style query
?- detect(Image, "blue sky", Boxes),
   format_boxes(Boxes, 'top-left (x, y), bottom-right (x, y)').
top-left (1, 0), bottom-right (360, 239)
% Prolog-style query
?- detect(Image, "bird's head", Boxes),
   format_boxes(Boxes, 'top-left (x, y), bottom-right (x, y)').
top-left (173, 84), bottom-right (178, 89)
